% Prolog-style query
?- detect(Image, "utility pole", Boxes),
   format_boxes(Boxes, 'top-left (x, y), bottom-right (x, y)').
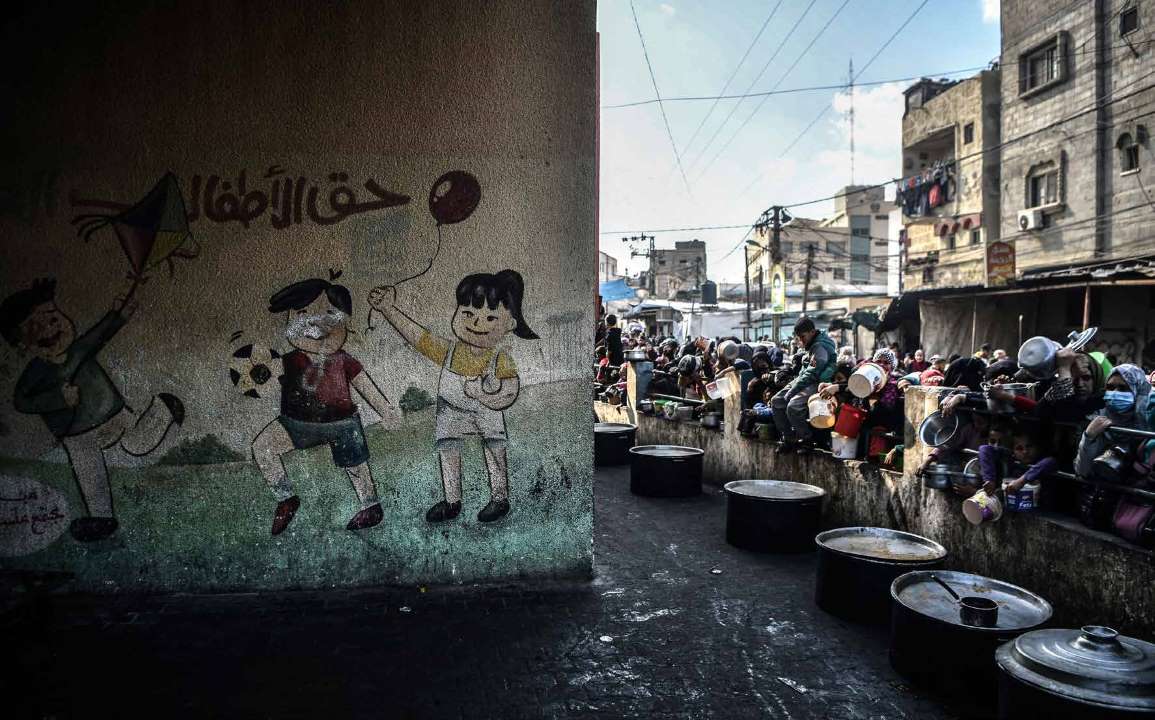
top-left (743, 244), bottom-right (752, 342)
top-left (801, 243), bottom-right (815, 314)
top-left (848, 57), bottom-right (855, 186)
top-left (622, 233), bottom-right (656, 294)
top-left (769, 206), bottom-right (784, 342)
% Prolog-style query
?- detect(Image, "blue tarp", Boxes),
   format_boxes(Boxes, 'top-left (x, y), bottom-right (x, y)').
top-left (599, 278), bottom-right (637, 302)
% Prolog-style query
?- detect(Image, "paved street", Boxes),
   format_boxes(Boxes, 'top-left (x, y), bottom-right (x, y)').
top-left (6, 467), bottom-right (963, 719)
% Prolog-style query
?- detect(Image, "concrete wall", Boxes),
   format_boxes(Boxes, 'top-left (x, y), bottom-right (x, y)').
top-left (598, 383), bottom-right (1155, 637)
top-left (0, 0), bottom-right (597, 591)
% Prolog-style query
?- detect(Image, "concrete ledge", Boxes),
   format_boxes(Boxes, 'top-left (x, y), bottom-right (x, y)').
top-left (595, 389), bottom-right (1155, 638)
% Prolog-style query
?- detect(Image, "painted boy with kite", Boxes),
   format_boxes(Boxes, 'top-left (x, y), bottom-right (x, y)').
top-left (1, 279), bottom-right (184, 542)
top-left (0, 173), bottom-right (199, 542)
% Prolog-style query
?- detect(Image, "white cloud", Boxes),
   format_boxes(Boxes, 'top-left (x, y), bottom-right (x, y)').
top-left (659, 3), bottom-right (676, 16)
top-left (982, 0), bottom-right (999, 24)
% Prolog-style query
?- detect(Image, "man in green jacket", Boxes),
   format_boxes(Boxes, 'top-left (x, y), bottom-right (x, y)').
top-left (772, 316), bottom-right (837, 452)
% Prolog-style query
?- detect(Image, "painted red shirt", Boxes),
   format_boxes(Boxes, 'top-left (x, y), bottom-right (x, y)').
top-left (280, 350), bottom-right (363, 422)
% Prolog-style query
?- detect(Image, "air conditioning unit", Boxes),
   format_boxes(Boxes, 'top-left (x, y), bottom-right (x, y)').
top-left (1018, 209), bottom-right (1043, 231)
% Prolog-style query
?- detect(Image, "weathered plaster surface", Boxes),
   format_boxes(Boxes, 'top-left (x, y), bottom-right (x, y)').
top-left (0, 0), bottom-right (596, 589)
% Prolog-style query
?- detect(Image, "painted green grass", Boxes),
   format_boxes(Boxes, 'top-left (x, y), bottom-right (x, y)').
top-left (0, 381), bottom-right (593, 592)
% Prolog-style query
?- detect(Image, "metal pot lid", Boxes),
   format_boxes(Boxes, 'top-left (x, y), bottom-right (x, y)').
top-left (595, 422), bottom-right (637, 434)
top-left (724, 480), bottom-right (825, 501)
top-left (1065, 326), bottom-right (1099, 352)
top-left (815, 527), bottom-right (947, 563)
top-left (891, 570), bottom-right (1052, 631)
top-left (629, 445), bottom-right (704, 458)
top-left (996, 626), bottom-right (1155, 710)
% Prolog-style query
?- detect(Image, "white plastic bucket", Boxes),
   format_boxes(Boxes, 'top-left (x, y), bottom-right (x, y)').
top-left (831, 432), bottom-right (857, 459)
top-left (705, 375), bottom-right (733, 400)
top-left (807, 394), bottom-right (837, 429)
top-left (848, 362), bottom-right (886, 399)
top-left (962, 490), bottom-right (1004, 525)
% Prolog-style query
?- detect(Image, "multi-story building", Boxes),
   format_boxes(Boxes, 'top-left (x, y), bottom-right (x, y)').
top-left (899, 70), bottom-right (1002, 293)
top-left (898, 4), bottom-right (1155, 363)
top-left (598, 250), bottom-right (619, 283)
top-left (652, 239), bottom-right (707, 299)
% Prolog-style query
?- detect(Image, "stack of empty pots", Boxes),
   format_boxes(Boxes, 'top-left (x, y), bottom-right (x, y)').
top-left (724, 480), bottom-right (825, 553)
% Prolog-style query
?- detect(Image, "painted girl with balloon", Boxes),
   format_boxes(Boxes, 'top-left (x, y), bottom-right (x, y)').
top-left (368, 171), bottom-right (539, 524)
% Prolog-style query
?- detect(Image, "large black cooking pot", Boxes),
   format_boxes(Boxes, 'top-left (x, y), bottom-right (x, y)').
top-left (814, 527), bottom-right (946, 624)
top-left (890, 570), bottom-right (1052, 704)
top-left (629, 445), bottom-right (703, 497)
top-left (724, 480), bottom-right (825, 553)
top-left (594, 422), bottom-right (636, 466)
top-left (996, 625), bottom-right (1155, 718)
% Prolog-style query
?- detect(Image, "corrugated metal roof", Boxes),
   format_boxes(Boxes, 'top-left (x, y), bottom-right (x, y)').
top-left (1021, 256), bottom-right (1155, 281)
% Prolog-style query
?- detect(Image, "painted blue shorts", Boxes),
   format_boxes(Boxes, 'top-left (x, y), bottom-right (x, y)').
top-left (278, 414), bottom-right (369, 468)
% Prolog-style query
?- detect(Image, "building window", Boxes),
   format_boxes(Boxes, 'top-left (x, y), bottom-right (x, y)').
top-left (922, 267), bottom-right (935, 284)
top-left (658, 260), bottom-right (666, 266)
top-left (1122, 7), bottom-right (1140, 36)
top-left (679, 259), bottom-right (688, 264)
top-left (833, 268), bottom-right (845, 280)
top-left (1020, 34), bottom-right (1067, 97)
top-left (964, 123), bottom-right (975, 144)
top-left (1119, 132), bottom-right (1142, 173)
top-left (826, 240), bottom-right (846, 255)
top-left (970, 228), bottom-right (982, 246)
top-left (1024, 155), bottom-right (1066, 209)
top-left (946, 234), bottom-right (957, 250)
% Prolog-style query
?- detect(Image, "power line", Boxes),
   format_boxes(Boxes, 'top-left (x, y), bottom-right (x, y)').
top-left (675, 0), bottom-right (785, 159)
top-left (604, 40), bottom-right (1152, 110)
top-left (695, 0), bottom-right (852, 181)
top-left (629, 0), bottom-right (691, 194)
top-left (684, 0), bottom-right (821, 174)
top-left (619, 73), bottom-right (1155, 268)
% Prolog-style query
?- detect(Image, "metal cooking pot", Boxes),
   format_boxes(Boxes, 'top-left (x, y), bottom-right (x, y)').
top-left (638, 399), bottom-right (654, 414)
top-left (918, 410), bottom-right (960, 448)
top-left (700, 412), bottom-right (721, 429)
top-left (1093, 445), bottom-right (1131, 484)
top-left (815, 527), bottom-right (947, 625)
top-left (890, 570), bottom-right (1052, 706)
top-left (985, 383), bottom-right (1033, 414)
top-left (594, 422), bottom-right (636, 466)
top-left (1018, 328), bottom-right (1099, 379)
top-left (724, 480), bottom-right (825, 553)
top-left (921, 462), bottom-right (956, 490)
top-left (629, 445), bottom-right (704, 497)
top-left (675, 405), bottom-right (695, 422)
top-left (624, 348), bottom-right (649, 362)
top-left (996, 625), bottom-right (1155, 718)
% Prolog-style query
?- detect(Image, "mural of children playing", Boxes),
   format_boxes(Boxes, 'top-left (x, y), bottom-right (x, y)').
top-left (1, 278), bottom-right (184, 542)
top-left (252, 273), bottom-right (400, 536)
top-left (368, 270), bottom-right (538, 524)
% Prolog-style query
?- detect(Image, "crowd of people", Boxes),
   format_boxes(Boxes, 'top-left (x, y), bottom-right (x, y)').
top-left (594, 312), bottom-right (1155, 549)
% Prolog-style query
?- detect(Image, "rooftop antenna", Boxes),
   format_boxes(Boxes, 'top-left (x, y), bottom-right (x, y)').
top-left (848, 57), bottom-right (855, 186)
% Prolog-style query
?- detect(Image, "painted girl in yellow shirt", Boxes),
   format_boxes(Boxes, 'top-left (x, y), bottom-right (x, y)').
top-left (369, 270), bottom-right (537, 523)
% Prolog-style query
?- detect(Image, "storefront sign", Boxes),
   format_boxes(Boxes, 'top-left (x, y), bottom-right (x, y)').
top-left (986, 241), bottom-right (1015, 287)
top-left (770, 264), bottom-right (786, 313)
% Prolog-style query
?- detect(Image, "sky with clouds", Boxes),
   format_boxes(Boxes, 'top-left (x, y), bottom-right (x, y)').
top-left (598, 0), bottom-right (1001, 283)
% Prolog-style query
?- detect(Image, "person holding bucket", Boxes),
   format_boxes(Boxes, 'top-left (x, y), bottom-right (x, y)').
top-left (771, 317), bottom-right (836, 453)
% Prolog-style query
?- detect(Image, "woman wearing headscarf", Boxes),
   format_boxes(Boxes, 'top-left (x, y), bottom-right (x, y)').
top-left (1075, 364), bottom-right (1152, 477)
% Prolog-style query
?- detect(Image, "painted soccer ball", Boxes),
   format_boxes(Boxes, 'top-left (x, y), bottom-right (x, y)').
top-left (229, 343), bottom-right (280, 398)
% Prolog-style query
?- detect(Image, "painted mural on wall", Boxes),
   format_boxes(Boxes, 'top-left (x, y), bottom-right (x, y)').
top-left (0, 163), bottom-right (585, 583)
top-left (251, 271), bottom-right (400, 535)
